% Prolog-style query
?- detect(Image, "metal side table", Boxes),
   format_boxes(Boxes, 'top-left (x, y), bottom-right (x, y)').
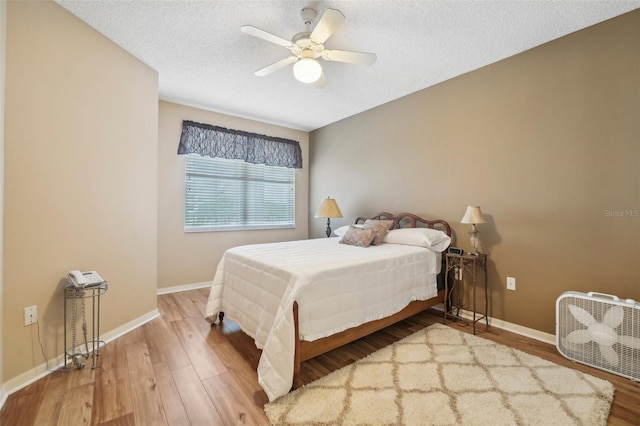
top-left (443, 253), bottom-right (488, 334)
top-left (63, 281), bottom-right (108, 369)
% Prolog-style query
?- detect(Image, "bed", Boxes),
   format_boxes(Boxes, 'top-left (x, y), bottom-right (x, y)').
top-left (205, 212), bottom-right (452, 401)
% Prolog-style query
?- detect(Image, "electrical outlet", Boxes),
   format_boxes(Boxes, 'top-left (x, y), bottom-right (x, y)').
top-left (453, 267), bottom-right (464, 280)
top-left (24, 305), bottom-right (37, 326)
top-left (506, 277), bottom-right (516, 291)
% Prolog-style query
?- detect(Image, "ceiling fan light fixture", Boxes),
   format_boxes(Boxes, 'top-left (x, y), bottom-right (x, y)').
top-left (293, 58), bottom-right (322, 84)
top-left (243, 8), bottom-right (375, 86)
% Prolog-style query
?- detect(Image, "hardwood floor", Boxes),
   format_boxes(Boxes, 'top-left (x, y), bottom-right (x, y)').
top-left (1, 288), bottom-right (639, 425)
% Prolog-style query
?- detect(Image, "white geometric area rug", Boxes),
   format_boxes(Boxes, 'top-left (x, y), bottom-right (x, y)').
top-left (265, 323), bottom-right (614, 426)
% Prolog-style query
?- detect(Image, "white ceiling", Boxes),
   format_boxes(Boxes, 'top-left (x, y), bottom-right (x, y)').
top-left (55, 0), bottom-right (640, 131)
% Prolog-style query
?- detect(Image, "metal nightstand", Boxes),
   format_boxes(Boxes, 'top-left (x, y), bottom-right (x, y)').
top-left (443, 253), bottom-right (488, 334)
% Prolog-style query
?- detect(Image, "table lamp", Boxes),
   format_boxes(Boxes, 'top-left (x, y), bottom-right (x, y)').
top-left (315, 197), bottom-right (343, 237)
top-left (461, 205), bottom-right (486, 255)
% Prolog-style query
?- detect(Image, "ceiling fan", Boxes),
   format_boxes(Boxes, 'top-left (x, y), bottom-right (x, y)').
top-left (241, 7), bottom-right (377, 87)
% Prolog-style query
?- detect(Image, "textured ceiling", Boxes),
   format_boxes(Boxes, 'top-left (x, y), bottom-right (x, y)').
top-left (55, 1), bottom-right (640, 131)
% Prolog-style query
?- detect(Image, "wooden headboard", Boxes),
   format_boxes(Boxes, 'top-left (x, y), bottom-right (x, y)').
top-left (354, 212), bottom-right (452, 237)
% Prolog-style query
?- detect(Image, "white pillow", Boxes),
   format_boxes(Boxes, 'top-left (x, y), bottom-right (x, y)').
top-left (334, 224), bottom-right (363, 237)
top-left (382, 228), bottom-right (451, 252)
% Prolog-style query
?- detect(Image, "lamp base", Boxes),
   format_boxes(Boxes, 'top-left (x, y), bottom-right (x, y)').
top-left (468, 227), bottom-right (481, 255)
top-left (325, 218), bottom-right (332, 238)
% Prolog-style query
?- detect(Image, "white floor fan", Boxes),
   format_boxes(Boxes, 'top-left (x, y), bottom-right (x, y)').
top-left (556, 291), bottom-right (640, 381)
top-left (241, 7), bottom-right (376, 87)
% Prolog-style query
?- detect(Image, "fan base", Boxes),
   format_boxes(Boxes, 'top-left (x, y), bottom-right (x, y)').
top-left (300, 8), bottom-right (317, 26)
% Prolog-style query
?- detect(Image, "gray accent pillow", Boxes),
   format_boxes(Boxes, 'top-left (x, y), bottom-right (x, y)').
top-left (363, 219), bottom-right (394, 245)
top-left (339, 225), bottom-right (377, 248)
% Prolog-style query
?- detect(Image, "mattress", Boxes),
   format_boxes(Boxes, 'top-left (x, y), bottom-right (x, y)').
top-left (205, 237), bottom-right (442, 401)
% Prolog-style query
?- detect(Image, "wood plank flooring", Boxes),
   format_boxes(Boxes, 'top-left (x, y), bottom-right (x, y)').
top-left (1, 288), bottom-right (639, 425)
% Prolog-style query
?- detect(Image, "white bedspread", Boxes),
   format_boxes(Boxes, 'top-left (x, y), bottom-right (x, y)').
top-left (205, 237), bottom-right (441, 401)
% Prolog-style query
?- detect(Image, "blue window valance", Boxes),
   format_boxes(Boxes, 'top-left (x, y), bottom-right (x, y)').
top-left (178, 120), bottom-right (302, 169)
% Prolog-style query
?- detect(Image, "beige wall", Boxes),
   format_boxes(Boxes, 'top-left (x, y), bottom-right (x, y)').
top-left (310, 10), bottom-right (640, 334)
top-left (157, 101), bottom-right (309, 289)
top-left (0, 0), bottom-right (6, 403)
top-left (3, 0), bottom-right (158, 382)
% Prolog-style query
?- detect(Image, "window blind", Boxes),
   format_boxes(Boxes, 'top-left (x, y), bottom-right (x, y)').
top-left (185, 155), bottom-right (295, 232)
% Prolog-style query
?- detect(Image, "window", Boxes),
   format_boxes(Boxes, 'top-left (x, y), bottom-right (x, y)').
top-left (185, 154), bottom-right (295, 232)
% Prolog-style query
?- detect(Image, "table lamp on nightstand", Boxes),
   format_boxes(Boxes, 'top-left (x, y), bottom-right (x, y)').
top-left (461, 205), bottom-right (486, 255)
top-left (315, 197), bottom-right (343, 237)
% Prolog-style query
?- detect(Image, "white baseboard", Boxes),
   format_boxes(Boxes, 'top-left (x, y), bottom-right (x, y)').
top-left (1, 309), bottom-right (160, 398)
top-left (1, 298), bottom-right (556, 409)
top-left (431, 303), bottom-right (556, 345)
top-left (157, 281), bottom-right (211, 295)
top-left (1, 281), bottom-right (215, 408)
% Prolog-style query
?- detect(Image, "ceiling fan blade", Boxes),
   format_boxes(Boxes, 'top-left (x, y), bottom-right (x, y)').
top-left (255, 57), bottom-right (298, 77)
top-left (241, 25), bottom-right (292, 48)
top-left (322, 49), bottom-right (377, 65)
top-left (310, 8), bottom-right (345, 44)
top-left (313, 71), bottom-right (328, 89)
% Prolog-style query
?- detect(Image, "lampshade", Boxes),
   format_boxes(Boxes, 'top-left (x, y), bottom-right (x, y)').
top-left (293, 58), bottom-right (322, 84)
top-left (461, 206), bottom-right (486, 224)
top-left (315, 197), bottom-right (343, 219)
